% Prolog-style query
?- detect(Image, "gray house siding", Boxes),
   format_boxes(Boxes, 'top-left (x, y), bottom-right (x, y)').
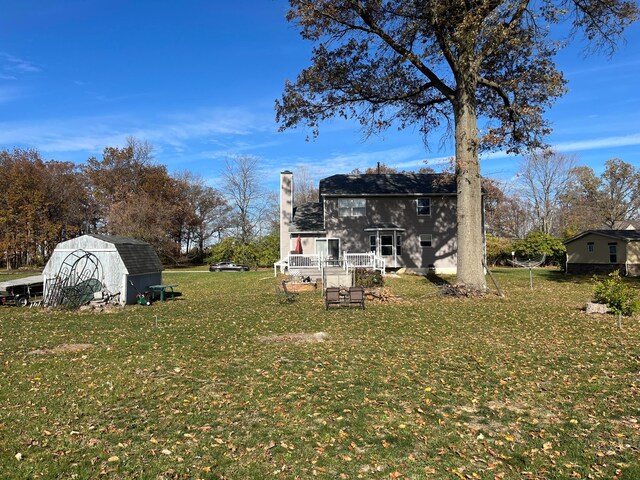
top-left (323, 195), bottom-right (458, 272)
top-left (280, 172), bottom-right (467, 274)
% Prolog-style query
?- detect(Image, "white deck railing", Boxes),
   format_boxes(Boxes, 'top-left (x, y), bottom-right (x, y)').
top-left (274, 254), bottom-right (321, 276)
top-left (289, 254), bottom-right (320, 268)
top-left (275, 252), bottom-right (386, 276)
top-left (344, 252), bottom-right (386, 275)
top-left (273, 259), bottom-right (287, 276)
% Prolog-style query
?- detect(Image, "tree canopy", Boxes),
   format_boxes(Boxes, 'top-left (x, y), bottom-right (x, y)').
top-left (559, 158), bottom-right (640, 232)
top-left (277, 0), bottom-right (638, 289)
top-left (0, 141), bottom-right (237, 268)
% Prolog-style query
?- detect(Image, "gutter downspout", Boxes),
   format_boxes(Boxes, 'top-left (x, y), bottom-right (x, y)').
top-left (625, 239), bottom-right (629, 276)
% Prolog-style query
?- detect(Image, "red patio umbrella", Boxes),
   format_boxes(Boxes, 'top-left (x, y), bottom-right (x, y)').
top-left (294, 235), bottom-right (302, 254)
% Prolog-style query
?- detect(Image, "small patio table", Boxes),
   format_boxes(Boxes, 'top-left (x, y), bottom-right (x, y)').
top-left (147, 284), bottom-right (178, 302)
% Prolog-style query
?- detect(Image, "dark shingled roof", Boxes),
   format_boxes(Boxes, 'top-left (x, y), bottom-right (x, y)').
top-left (564, 229), bottom-right (640, 244)
top-left (319, 173), bottom-right (456, 196)
top-left (291, 202), bottom-right (325, 233)
top-left (591, 230), bottom-right (640, 240)
top-left (88, 234), bottom-right (164, 274)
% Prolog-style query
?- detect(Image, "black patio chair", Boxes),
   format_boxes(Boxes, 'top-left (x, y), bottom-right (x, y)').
top-left (348, 286), bottom-right (365, 309)
top-left (325, 287), bottom-right (341, 310)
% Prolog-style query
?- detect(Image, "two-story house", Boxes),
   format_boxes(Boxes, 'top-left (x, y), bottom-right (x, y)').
top-left (279, 170), bottom-right (471, 274)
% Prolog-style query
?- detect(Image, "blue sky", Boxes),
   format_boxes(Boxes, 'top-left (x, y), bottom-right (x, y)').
top-left (1, 0), bottom-right (638, 191)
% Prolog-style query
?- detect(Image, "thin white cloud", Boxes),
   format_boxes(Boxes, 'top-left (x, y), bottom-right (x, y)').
top-left (0, 107), bottom-right (271, 156)
top-left (199, 139), bottom-right (284, 161)
top-left (564, 58), bottom-right (640, 77)
top-left (554, 133), bottom-right (640, 152)
top-left (0, 52), bottom-right (41, 74)
top-left (394, 154), bottom-right (454, 171)
top-left (478, 133), bottom-right (640, 163)
top-left (277, 145), bottom-right (438, 179)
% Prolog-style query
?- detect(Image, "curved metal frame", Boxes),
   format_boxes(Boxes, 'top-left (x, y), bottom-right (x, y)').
top-left (45, 249), bottom-right (104, 308)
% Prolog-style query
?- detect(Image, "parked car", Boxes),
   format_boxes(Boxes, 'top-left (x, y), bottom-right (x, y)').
top-left (209, 261), bottom-right (249, 272)
top-left (0, 275), bottom-right (44, 307)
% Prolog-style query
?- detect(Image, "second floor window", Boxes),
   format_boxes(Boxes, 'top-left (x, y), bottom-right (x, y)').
top-left (587, 242), bottom-right (594, 253)
top-left (338, 198), bottom-right (366, 217)
top-left (420, 234), bottom-right (433, 247)
top-left (417, 198), bottom-right (431, 216)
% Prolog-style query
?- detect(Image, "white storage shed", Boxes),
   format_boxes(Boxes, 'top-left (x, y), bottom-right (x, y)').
top-left (43, 234), bottom-right (164, 305)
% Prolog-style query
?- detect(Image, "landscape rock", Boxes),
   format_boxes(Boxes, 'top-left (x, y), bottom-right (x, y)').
top-left (586, 302), bottom-right (608, 314)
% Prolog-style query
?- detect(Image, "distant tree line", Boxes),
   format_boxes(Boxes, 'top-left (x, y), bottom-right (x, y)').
top-left (2, 138), bottom-right (635, 270)
top-left (484, 151), bottom-right (640, 266)
top-left (0, 138), bottom-right (279, 269)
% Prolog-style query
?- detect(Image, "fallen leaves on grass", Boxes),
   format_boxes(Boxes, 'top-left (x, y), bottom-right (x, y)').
top-left (258, 332), bottom-right (330, 343)
top-left (27, 343), bottom-right (96, 355)
top-left (1, 270), bottom-right (638, 479)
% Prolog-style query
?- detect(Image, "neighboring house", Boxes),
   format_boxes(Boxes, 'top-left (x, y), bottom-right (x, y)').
top-left (605, 220), bottom-right (640, 230)
top-left (564, 230), bottom-right (640, 276)
top-left (279, 171), bottom-right (479, 274)
top-left (43, 234), bottom-right (164, 305)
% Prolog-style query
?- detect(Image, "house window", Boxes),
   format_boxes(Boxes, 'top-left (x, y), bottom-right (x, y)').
top-left (338, 198), bottom-right (365, 217)
top-left (587, 242), bottom-right (594, 253)
top-left (417, 198), bottom-right (431, 216)
top-left (369, 235), bottom-right (377, 253)
top-left (609, 243), bottom-right (617, 263)
top-left (396, 234), bottom-right (402, 256)
top-left (420, 234), bottom-right (433, 247)
top-left (381, 235), bottom-right (393, 256)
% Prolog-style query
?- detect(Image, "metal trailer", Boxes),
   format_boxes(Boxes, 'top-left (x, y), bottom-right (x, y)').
top-left (0, 275), bottom-right (44, 307)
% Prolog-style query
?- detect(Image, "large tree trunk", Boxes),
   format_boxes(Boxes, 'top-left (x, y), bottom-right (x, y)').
top-left (454, 81), bottom-right (486, 290)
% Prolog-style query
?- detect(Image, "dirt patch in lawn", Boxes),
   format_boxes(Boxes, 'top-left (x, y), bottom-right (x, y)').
top-left (27, 343), bottom-right (96, 355)
top-left (259, 332), bottom-right (329, 343)
top-left (284, 283), bottom-right (318, 293)
top-left (450, 399), bottom-right (561, 434)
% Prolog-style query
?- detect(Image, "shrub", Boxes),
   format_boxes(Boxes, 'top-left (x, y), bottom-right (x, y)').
top-left (486, 234), bottom-right (513, 266)
top-left (354, 268), bottom-right (384, 288)
top-left (511, 231), bottom-right (566, 267)
top-left (253, 233), bottom-right (280, 267)
top-left (205, 234), bottom-right (280, 268)
top-left (205, 238), bottom-right (238, 265)
top-left (593, 270), bottom-right (640, 317)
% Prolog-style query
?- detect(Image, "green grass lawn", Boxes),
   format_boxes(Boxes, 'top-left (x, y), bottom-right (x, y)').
top-left (0, 268), bottom-right (638, 479)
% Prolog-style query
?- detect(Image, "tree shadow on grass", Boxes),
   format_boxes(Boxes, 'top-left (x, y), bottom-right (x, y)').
top-left (422, 267), bottom-right (640, 289)
top-left (492, 267), bottom-right (595, 285)
top-left (538, 269), bottom-right (594, 285)
top-left (502, 267), bottom-right (640, 287)
top-left (423, 271), bottom-right (451, 286)
top-left (540, 269), bottom-right (640, 286)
